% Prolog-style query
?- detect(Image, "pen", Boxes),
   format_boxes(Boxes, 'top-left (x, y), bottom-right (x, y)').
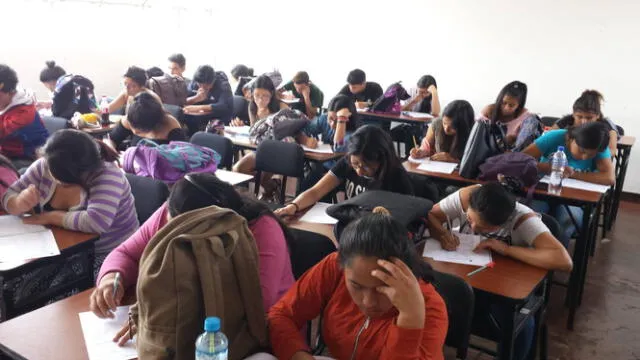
top-left (467, 261), bottom-right (495, 277)
top-left (412, 135), bottom-right (419, 149)
top-left (112, 272), bottom-right (121, 305)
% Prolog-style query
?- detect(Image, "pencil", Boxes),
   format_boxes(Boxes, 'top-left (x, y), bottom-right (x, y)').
top-left (412, 135), bottom-right (419, 149)
top-left (467, 261), bottom-right (495, 277)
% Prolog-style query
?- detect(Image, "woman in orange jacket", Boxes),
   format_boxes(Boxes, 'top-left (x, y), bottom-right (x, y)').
top-left (247, 211), bottom-right (448, 360)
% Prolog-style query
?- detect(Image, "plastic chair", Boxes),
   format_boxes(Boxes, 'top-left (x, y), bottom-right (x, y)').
top-left (190, 132), bottom-right (234, 170)
top-left (539, 116), bottom-right (559, 128)
top-left (288, 228), bottom-right (336, 279)
top-left (41, 116), bottom-right (69, 135)
top-left (125, 174), bottom-right (170, 224)
top-left (254, 140), bottom-right (305, 204)
top-left (432, 271), bottom-right (475, 360)
top-left (163, 104), bottom-right (183, 120)
top-left (232, 95), bottom-right (250, 124)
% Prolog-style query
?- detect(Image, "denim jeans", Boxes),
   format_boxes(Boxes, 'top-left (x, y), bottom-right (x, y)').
top-left (530, 200), bottom-right (581, 248)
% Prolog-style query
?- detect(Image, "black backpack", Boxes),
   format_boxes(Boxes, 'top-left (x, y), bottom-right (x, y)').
top-left (369, 82), bottom-right (410, 113)
top-left (52, 74), bottom-right (97, 120)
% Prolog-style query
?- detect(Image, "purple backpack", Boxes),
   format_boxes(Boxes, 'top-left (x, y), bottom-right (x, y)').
top-left (122, 140), bottom-right (220, 184)
top-left (478, 152), bottom-right (538, 185)
top-left (370, 82), bottom-right (410, 114)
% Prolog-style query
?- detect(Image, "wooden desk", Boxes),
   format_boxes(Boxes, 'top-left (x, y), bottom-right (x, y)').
top-left (225, 134), bottom-right (345, 163)
top-left (0, 227), bottom-right (97, 321)
top-left (404, 161), bottom-right (603, 330)
top-left (83, 123), bottom-right (116, 138)
top-left (358, 110), bottom-right (433, 124)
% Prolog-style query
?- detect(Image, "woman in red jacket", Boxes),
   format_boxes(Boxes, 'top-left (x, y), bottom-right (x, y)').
top-left (248, 210), bottom-right (448, 360)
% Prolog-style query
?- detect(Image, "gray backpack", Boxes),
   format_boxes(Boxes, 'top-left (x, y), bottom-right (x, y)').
top-left (147, 74), bottom-right (188, 106)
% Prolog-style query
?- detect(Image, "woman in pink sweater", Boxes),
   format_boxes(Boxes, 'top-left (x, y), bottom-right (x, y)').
top-left (90, 172), bottom-right (295, 343)
top-left (0, 154), bottom-right (19, 204)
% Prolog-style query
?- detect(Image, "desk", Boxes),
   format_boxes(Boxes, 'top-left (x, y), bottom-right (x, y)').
top-left (224, 134), bottom-right (345, 163)
top-left (609, 136), bottom-right (636, 227)
top-left (404, 161), bottom-right (603, 330)
top-left (83, 123), bottom-right (116, 138)
top-left (0, 227), bottom-right (97, 321)
top-left (215, 169), bottom-right (254, 186)
top-left (358, 110), bottom-right (433, 124)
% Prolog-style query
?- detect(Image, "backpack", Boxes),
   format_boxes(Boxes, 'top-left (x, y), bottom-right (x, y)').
top-left (122, 140), bottom-right (220, 184)
top-left (459, 119), bottom-right (507, 179)
top-left (478, 152), bottom-right (539, 204)
top-left (52, 74), bottom-right (97, 120)
top-left (147, 74), bottom-right (188, 106)
top-left (131, 206), bottom-right (269, 360)
top-left (326, 190), bottom-right (433, 242)
top-left (249, 108), bottom-right (310, 145)
top-left (370, 82), bottom-right (410, 114)
top-left (509, 114), bottom-right (544, 152)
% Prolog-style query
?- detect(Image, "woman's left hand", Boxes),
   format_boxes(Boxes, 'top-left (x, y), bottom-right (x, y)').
top-left (371, 258), bottom-right (425, 328)
top-left (430, 152), bottom-right (455, 162)
top-left (22, 212), bottom-right (52, 225)
top-left (113, 319), bottom-right (136, 346)
top-left (474, 238), bottom-right (509, 255)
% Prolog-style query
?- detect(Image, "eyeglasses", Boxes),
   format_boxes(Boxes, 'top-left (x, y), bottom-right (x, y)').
top-left (253, 94), bottom-right (271, 101)
top-left (350, 160), bottom-right (373, 172)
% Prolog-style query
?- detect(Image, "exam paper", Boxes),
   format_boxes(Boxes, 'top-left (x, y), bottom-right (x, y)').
top-left (540, 175), bottom-right (610, 194)
top-left (417, 160), bottom-right (457, 174)
top-left (302, 143), bottom-right (334, 154)
top-left (79, 306), bottom-right (137, 360)
top-left (298, 202), bottom-right (339, 224)
top-left (422, 233), bottom-right (492, 266)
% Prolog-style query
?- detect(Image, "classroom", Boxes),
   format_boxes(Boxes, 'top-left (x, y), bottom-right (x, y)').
top-left (0, 0), bottom-right (639, 359)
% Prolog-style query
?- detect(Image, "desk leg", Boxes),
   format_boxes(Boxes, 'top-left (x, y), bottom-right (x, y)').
top-left (611, 147), bottom-right (631, 227)
top-left (499, 306), bottom-right (516, 360)
top-left (590, 199), bottom-right (603, 257)
top-left (566, 203), bottom-right (593, 330)
top-left (579, 202), bottom-right (599, 306)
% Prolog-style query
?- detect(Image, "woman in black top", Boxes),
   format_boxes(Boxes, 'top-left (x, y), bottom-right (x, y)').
top-left (108, 92), bottom-right (186, 150)
top-left (275, 125), bottom-right (414, 218)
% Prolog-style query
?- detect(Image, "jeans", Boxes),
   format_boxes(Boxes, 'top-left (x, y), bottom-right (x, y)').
top-left (530, 200), bottom-right (582, 248)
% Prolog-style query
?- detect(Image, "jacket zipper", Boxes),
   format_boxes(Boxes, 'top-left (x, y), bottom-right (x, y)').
top-left (349, 317), bottom-right (370, 360)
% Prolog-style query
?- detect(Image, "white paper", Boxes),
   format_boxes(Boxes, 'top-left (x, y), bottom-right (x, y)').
top-left (298, 202), bottom-right (338, 224)
top-left (215, 170), bottom-right (254, 186)
top-left (422, 234), bottom-right (492, 266)
top-left (224, 125), bottom-right (250, 136)
top-left (540, 175), bottom-right (610, 194)
top-left (417, 160), bottom-right (457, 174)
top-left (402, 111), bottom-right (433, 119)
top-left (0, 215), bottom-right (49, 237)
top-left (281, 98), bottom-right (300, 104)
top-left (79, 307), bottom-right (137, 360)
top-left (301, 143), bottom-right (334, 154)
top-left (407, 156), bottom-right (429, 164)
top-left (0, 229), bottom-right (60, 262)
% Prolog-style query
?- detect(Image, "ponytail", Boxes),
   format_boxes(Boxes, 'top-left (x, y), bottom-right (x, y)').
top-left (573, 89), bottom-right (604, 118)
top-left (96, 139), bottom-right (120, 163)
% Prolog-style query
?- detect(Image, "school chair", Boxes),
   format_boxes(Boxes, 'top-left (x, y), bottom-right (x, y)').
top-left (539, 116), bottom-right (559, 128)
top-left (163, 104), bottom-right (183, 120)
top-left (41, 116), bottom-right (69, 135)
top-left (125, 173), bottom-right (170, 223)
top-left (232, 95), bottom-right (250, 124)
top-left (254, 140), bottom-right (305, 204)
top-left (190, 132), bottom-right (234, 170)
top-left (432, 271), bottom-right (475, 360)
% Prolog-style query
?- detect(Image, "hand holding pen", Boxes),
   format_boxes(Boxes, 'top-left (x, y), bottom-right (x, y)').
top-left (441, 216), bottom-right (460, 251)
top-left (89, 272), bottom-right (124, 319)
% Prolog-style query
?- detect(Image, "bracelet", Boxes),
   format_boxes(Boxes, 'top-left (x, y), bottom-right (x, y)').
top-left (288, 202), bottom-right (300, 212)
top-left (337, 120), bottom-right (348, 124)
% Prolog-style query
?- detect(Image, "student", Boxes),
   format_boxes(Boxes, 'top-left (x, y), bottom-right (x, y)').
top-left (256, 211), bottom-right (448, 360)
top-left (0, 154), bottom-right (19, 204)
top-left (2, 130), bottom-right (139, 271)
top-left (280, 71), bottom-right (324, 119)
top-left (107, 66), bottom-right (162, 115)
top-left (523, 122), bottom-right (614, 244)
top-left (410, 100), bottom-right (474, 163)
top-left (338, 69), bottom-right (383, 109)
top-left (233, 75), bottom-right (290, 201)
top-left (146, 67), bottom-right (164, 78)
top-left (481, 81), bottom-right (540, 151)
top-left (241, 70), bottom-right (284, 101)
top-left (167, 53), bottom-right (187, 80)
top-left (402, 75), bottom-right (441, 116)
top-left (108, 92), bottom-right (186, 149)
top-left (183, 65), bottom-right (233, 134)
top-left (231, 64), bottom-right (255, 97)
top-left (39, 60), bottom-right (66, 94)
top-left (553, 90), bottom-right (619, 155)
top-left (0, 64), bottom-right (48, 162)
top-left (90, 173), bottom-right (295, 344)
top-left (296, 95), bottom-right (358, 193)
top-left (427, 183), bottom-right (572, 360)
top-left (275, 125), bottom-right (414, 218)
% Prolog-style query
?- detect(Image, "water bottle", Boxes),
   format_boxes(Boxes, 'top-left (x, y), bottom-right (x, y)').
top-left (548, 146), bottom-right (568, 195)
top-left (195, 317), bottom-right (228, 360)
top-left (99, 96), bottom-right (110, 125)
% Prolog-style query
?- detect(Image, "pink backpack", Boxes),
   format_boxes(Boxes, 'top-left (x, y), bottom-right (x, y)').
top-left (122, 140), bottom-right (220, 184)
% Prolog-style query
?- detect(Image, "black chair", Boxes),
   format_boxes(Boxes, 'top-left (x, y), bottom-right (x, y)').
top-left (616, 124), bottom-right (625, 136)
top-left (41, 116), bottom-right (69, 135)
top-left (539, 116), bottom-right (559, 127)
top-left (432, 271), bottom-right (475, 360)
top-left (163, 104), bottom-right (183, 120)
top-left (125, 174), bottom-right (170, 224)
top-left (232, 95), bottom-right (250, 124)
top-left (537, 213), bottom-right (561, 360)
top-left (254, 140), bottom-right (305, 204)
top-left (190, 132), bottom-right (234, 170)
top-left (288, 228), bottom-right (337, 279)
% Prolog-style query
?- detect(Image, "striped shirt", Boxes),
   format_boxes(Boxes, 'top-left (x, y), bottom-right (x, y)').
top-left (1, 158), bottom-right (139, 255)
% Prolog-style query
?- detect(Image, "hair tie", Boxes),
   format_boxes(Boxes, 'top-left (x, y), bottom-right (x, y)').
top-left (372, 206), bottom-right (391, 216)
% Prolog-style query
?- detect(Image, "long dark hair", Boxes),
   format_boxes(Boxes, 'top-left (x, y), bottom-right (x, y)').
top-left (442, 100), bottom-right (475, 159)
top-left (573, 90), bottom-right (604, 119)
top-left (327, 94), bottom-right (358, 132)
top-left (249, 75), bottom-right (280, 118)
top-left (168, 172), bottom-right (295, 251)
top-left (338, 212), bottom-right (433, 283)
top-left (347, 125), bottom-right (401, 182)
top-left (0, 154), bottom-right (18, 189)
top-left (491, 81), bottom-right (527, 122)
top-left (567, 121), bottom-right (609, 153)
top-left (43, 129), bottom-right (119, 187)
top-left (39, 61), bottom-right (66, 83)
top-left (128, 92), bottom-right (165, 132)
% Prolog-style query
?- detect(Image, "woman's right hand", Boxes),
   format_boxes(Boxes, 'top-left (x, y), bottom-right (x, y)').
top-left (231, 117), bottom-right (244, 127)
top-left (89, 272), bottom-right (124, 319)
top-left (274, 204), bottom-right (297, 218)
top-left (440, 232), bottom-right (460, 251)
top-left (113, 319), bottom-right (136, 346)
top-left (410, 147), bottom-right (427, 159)
top-left (11, 184), bottom-right (39, 214)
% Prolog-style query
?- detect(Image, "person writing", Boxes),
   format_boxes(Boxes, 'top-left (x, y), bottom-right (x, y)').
top-left (280, 71), bottom-right (324, 119)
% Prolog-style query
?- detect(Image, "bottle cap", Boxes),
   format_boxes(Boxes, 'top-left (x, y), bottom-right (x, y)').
top-left (557, 146), bottom-right (565, 152)
top-left (204, 317), bottom-right (221, 332)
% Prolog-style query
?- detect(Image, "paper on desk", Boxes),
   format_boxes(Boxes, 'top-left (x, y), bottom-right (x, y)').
top-left (79, 306), bottom-right (137, 360)
top-left (407, 156), bottom-right (429, 164)
top-left (402, 111), bottom-right (433, 119)
top-left (215, 169), bottom-right (254, 186)
top-left (302, 143), bottom-right (334, 154)
top-left (298, 202), bottom-right (338, 224)
top-left (0, 215), bottom-right (60, 262)
top-left (422, 233), bottom-right (492, 266)
top-left (417, 160), bottom-right (457, 174)
top-left (540, 175), bottom-right (610, 194)
top-left (224, 125), bottom-right (251, 136)
top-left (0, 215), bottom-right (50, 237)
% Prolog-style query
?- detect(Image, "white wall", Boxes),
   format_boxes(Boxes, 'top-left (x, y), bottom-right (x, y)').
top-left (3, 0), bottom-right (640, 191)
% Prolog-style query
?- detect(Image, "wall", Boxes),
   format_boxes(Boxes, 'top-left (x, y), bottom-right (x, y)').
top-left (3, 0), bottom-right (640, 191)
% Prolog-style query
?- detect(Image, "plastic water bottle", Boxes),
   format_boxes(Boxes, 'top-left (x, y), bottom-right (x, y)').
top-left (100, 96), bottom-right (110, 125)
top-left (548, 146), bottom-right (568, 195)
top-left (195, 317), bottom-right (228, 360)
